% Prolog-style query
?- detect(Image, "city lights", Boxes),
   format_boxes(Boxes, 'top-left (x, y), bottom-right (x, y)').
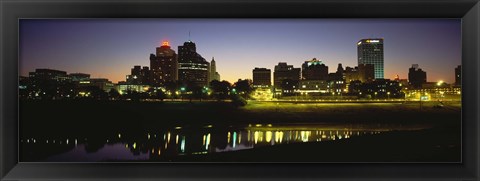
top-left (18, 20), bottom-right (462, 163)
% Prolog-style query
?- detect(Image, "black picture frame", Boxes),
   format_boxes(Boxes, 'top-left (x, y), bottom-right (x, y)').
top-left (1, 0), bottom-right (479, 180)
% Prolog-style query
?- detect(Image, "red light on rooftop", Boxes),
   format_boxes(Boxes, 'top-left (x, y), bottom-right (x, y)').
top-left (162, 41), bottom-right (170, 47)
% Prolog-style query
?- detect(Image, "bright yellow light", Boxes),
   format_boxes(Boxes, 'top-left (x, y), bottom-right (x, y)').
top-left (238, 132), bottom-right (242, 144)
top-left (265, 131), bottom-right (272, 142)
top-left (205, 133), bottom-right (211, 150)
top-left (437, 80), bottom-right (444, 86)
top-left (162, 41), bottom-right (170, 46)
top-left (167, 132), bottom-right (171, 143)
top-left (227, 132), bottom-right (231, 143)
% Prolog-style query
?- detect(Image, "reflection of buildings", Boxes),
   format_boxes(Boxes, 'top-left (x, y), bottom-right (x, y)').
top-left (252, 68), bottom-right (271, 88)
top-left (150, 41), bottom-right (177, 86)
top-left (358, 38), bottom-right (384, 79)
top-left (408, 64), bottom-right (427, 89)
top-left (177, 41), bottom-right (210, 87)
top-left (115, 125), bottom-right (383, 160)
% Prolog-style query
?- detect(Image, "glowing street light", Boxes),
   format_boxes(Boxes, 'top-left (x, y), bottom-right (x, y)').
top-left (437, 80), bottom-right (444, 86)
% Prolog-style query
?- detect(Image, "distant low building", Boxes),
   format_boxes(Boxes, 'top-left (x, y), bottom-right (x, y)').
top-left (29, 68), bottom-right (70, 82)
top-left (69, 73), bottom-right (90, 82)
top-left (115, 82), bottom-right (150, 94)
top-left (90, 78), bottom-right (114, 92)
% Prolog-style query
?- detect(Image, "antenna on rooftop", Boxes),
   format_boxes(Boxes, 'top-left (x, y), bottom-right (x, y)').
top-left (188, 31), bottom-right (191, 41)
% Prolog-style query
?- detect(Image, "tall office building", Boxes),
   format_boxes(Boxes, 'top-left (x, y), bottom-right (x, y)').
top-left (273, 62), bottom-right (301, 89)
top-left (150, 41), bottom-right (177, 86)
top-left (357, 38), bottom-right (384, 79)
top-left (408, 64), bottom-right (427, 89)
top-left (210, 57), bottom-right (220, 82)
top-left (177, 41), bottom-right (210, 87)
top-left (252, 68), bottom-right (271, 88)
top-left (301, 58), bottom-right (328, 80)
top-left (455, 65), bottom-right (461, 86)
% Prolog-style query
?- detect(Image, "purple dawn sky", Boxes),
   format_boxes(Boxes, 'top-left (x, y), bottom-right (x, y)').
top-left (20, 19), bottom-right (461, 84)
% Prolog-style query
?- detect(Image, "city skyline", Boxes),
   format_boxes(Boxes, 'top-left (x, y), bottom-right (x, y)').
top-left (20, 19), bottom-right (461, 84)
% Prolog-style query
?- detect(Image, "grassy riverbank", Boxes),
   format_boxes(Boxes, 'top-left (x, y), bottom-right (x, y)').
top-left (20, 100), bottom-right (460, 138)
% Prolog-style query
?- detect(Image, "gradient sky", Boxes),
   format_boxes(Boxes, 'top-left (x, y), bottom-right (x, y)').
top-left (20, 19), bottom-right (461, 84)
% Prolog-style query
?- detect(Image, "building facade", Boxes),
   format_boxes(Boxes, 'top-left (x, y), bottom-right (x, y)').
top-left (357, 38), bottom-right (384, 79)
top-left (408, 64), bottom-right (427, 89)
top-left (177, 41), bottom-right (210, 87)
top-left (301, 58), bottom-right (328, 80)
top-left (150, 41), bottom-right (177, 86)
top-left (252, 68), bottom-right (271, 88)
top-left (69, 73), bottom-right (90, 82)
top-left (455, 65), bottom-right (461, 86)
top-left (126, 65), bottom-right (150, 85)
top-left (273, 62), bottom-right (301, 90)
top-left (28, 69), bottom-right (69, 82)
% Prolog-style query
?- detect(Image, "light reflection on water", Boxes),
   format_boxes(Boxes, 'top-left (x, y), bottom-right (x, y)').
top-left (21, 123), bottom-right (408, 162)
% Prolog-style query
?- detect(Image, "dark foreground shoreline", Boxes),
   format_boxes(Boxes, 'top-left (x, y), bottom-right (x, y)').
top-left (20, 100), bottom-right (461, 162)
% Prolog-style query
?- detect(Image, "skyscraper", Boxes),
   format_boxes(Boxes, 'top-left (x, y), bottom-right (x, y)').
top-left (455, 65), bottom-right (461, 86)
top-left (150, 41), bottom-right (177, 86)
top-left (358, 38), bottom-right (384, 79)
top-left (252, 68), bottom-right (271, 88)
top-left (301, 58), bottom-right (328, 80)
top-left (408, 64), bottom-right (427, 89)
top-left (177, 41), bottom-right (210, 87)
